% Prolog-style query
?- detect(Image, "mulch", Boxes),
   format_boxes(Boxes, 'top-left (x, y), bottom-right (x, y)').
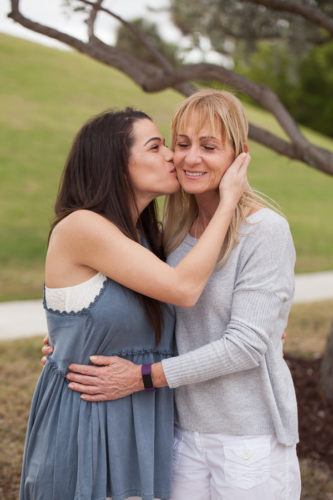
top-left (285, 355), bottom-right (333, 471)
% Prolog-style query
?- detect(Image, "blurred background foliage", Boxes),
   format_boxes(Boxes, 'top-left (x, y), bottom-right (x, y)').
top-left (0, 32), bottom-right (332, 302)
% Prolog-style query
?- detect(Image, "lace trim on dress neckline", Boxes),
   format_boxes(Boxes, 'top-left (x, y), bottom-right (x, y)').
top-left (44, 272), bottom-right (108, 315)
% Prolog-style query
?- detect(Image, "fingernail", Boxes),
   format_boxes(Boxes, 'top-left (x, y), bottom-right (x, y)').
top-left (90, 356), bottom-right (97, 360)
top-left (68, 383), bottom-right (74, 389)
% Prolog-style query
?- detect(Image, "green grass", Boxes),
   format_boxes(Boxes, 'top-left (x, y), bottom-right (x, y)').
top-left (0, 33), bottom-right (332, 301)
top-left (1, 301), bottom-right (332, 499)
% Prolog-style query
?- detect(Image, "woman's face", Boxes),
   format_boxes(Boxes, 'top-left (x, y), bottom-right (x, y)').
top-left (173, 118), bottom-right (235, 196)
top-left (128, 119), bottom-right (179, 205)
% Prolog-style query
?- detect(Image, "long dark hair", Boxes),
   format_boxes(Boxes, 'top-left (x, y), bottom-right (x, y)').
top-left (50, 108), bottom-right (165, 344)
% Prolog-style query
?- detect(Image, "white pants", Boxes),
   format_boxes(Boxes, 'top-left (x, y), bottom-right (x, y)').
top-left (171, 427), bottom-right (301, 500)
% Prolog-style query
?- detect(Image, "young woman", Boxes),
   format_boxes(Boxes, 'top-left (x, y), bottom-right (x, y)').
top-left (20, 107), bottom-right (248, 500)
top-left (62, 91), bottom-right (301, 500)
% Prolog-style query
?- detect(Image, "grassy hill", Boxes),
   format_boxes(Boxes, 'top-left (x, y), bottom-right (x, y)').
top-left (0, 33), bottom-right (332, 301)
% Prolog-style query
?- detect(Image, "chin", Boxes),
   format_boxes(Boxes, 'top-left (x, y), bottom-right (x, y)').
top-left (180, 184), bottom-right (208, 194)
top-left (178, 176), bottom-right (206, 192)
top-left (168, 184), bottom-right (181, 194)
top-left (160, 182), bottom-right (181, 196)
top-left (181, 184), bottom-right (219, 198)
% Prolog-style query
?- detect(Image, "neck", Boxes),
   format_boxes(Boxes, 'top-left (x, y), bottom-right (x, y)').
top-left (195, 190), bottom-right (220, 227)
top-left (131, 205), bottom-right (140, 226)
top-left (130, 194), bottom-right (154, 227)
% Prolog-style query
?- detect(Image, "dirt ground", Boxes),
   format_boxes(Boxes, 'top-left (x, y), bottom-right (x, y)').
top-left (286, 355), bottom-right (333, 470)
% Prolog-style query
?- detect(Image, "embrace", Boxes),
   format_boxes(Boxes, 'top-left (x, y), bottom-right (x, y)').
top-left (20, 90), bottom-right (301, 500)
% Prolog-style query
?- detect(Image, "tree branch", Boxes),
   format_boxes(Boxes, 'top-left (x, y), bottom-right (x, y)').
top-left (77, 0), bottom-right (173, 71)
top-left (249, 124), bottom-right (333, 174)
top-left (142, 64), bottom-right (304, 143)
top-left (243, 0), bottom-right (333, 36)
top-left (75, 0), bottom-right (197, 96)
top-left (85, 0), bottom-right (103, 41)
top-left (8, 1), bottom-right (167, 85)
top-left (7, 0), bottom-right (333, 175)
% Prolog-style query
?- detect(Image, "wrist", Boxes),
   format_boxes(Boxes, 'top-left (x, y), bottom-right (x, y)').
top-left (136, 364), bottom-right (145, 392)
top-left (216, 201), bottom-right (235, 217)
top-left (151, 362), bottom-right (168, 388)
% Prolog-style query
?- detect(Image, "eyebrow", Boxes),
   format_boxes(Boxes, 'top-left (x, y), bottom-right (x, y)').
top-left (144, 137), bottom-right (163, 146)
top-left (177, 134), bottom-right (218, 140)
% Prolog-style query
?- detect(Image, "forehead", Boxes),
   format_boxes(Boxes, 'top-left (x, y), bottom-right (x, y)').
top-left (175, 109), bottom-right (224, 140)
top-left (132, 118), bottom-right (161, 144)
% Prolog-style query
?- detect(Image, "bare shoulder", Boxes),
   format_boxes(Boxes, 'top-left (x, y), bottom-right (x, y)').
top-left (61, 209), bottom-right (113, 227)
top-left (53, 210), bottom-right (121, 239)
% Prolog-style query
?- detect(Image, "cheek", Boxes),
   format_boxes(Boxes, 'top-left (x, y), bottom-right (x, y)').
top-left (129, 162), bottom-right (154, 192)
top-left (210, 162), bottom-right (229, 187)
top-left (173, 151), bottom-right (184, 169)
top-left (214, 152), bottom-right (234, 180)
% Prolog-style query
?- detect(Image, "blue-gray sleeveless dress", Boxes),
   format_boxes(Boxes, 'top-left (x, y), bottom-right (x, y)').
top-left (20, 277), bottom-right (175, 500)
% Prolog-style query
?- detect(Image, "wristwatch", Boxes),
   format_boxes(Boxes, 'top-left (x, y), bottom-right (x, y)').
top-left (141, 364), bottom-right (156, 392)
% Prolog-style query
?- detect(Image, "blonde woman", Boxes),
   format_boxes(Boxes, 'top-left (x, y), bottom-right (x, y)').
top-left (44, 91), bottom-right (301, 499)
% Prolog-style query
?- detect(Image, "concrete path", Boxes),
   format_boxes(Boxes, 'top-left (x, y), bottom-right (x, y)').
top-left (0, 271), bottom-right (332, 340)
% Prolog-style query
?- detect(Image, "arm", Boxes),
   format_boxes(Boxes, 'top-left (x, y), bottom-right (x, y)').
top-left (53, 153), bottom-right (249, 308)
top-left (65, 213), bottom-right (294, 400)
top-left (161, 214), bottom-right (296, 387)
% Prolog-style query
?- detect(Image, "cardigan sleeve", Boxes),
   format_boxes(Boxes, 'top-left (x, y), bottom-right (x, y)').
top-left (162, 214), bottom-right (296, 389)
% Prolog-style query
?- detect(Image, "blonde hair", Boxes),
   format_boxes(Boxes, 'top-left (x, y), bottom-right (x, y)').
top-left (163, 89), bottom-right (280, 267)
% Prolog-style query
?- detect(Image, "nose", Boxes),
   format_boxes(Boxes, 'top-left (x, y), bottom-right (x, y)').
top-left (184, 146), bottom-right (201, 167)
top-left (164, 145), bottom-right (174, 162)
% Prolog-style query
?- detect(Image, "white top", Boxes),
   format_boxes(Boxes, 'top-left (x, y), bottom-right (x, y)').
top-left (45, 272), bottom-right (107, 313)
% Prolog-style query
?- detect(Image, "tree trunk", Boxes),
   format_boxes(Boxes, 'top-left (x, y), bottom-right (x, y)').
top-left (320, 321), bottom-right (333, 400)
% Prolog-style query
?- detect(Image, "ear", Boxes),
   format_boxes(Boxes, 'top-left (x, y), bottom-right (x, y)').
top-left (243, 143), bottom-right (249, 153)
